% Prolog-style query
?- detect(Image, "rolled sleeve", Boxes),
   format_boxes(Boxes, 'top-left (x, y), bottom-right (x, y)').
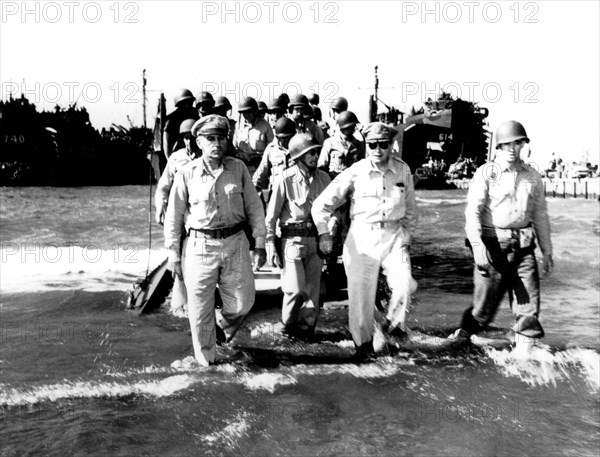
top-left (465, 167), bottom-right (488, 246)
top-left (532, 178), bottom-right (553, 255)
top-left (312, 169), bottom-right (352, 235)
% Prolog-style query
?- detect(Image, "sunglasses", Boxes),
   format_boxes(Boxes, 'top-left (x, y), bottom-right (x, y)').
top-left (368, 141), bottom-right (390, 150)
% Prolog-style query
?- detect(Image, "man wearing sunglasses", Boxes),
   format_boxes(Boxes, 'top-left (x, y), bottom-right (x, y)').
top-left (265, 133), bottom-right (331, 337)
top-left (164, 115), bottom-right (267, 367)
top-left (457, 120), bottom-right (553, 342)
top-left (312, 122), bottom-right (418, 358)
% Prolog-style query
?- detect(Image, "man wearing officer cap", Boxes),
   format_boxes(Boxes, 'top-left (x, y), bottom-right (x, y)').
top-left (265, 133), bottom-right (331, 337)
top-left (456, 120), bottom-right (553, 343)
top-left (164, 115), bottom-right (267, 366)
top-left (312, 122), bottom-right (418, 358)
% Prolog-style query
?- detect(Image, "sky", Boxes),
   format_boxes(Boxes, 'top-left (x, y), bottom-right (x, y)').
top-left (1, 0), bottom-right (599, 167)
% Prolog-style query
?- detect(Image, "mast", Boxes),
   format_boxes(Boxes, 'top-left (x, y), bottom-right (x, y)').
top-left (142, 69), bottom-right (147, 129)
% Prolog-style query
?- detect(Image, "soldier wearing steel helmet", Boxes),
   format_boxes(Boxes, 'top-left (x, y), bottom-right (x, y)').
top-left (265, 133), bottom-right (331, 337)
top-left (252, 117), bottom-right (296, 203)
top-left (195, 91), bottom-right (215, 118)
top-left (288, 94), bottom-right (325, 145)
top-left (213, 96), bottom-right (237, 151)
top-left (233, 96), bottom-right (274, 173)
top-left (164, 115), bottom-right (267, 366)
top-left (456, 120), bottom-right (553, 342)
top-left (163, 88), bottom-right (199, 158)
top-left (154, 118), bottom-right (200, 316)
top-left (266, 96), bottom-right (288, 130)
top-left (312, 122), bottom-right (418, 359)
top-left (318, 111), bottom-right (365, 179)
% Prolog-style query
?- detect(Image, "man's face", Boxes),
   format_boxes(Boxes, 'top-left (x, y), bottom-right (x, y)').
top-left (298, 148), bottom-right (320, 170)
top-left (197, 104), bottom-right (213, 117)
top-left (291, 106), bottom-right (304, 121)
top-left (279, 136), bottom-right (291, 149)
top-left (242, 110), bottom-right (257, 124)
top-left (367, 139), bottom-right (391, 166)
top-left (268, 112), bottom-right (283, 124)
top-left (496, 139), bottom-right (526, 164)
top-left (340, 126), bottom-right (355, 140)
top-left (197, 134), bottom-right (227, 161)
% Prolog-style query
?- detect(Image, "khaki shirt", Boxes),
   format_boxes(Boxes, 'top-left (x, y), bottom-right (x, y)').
top-left (155, 148), bottom-right (197, 213)
top-left (265, 165), bottom-right (331, 240)
top-left (318, 131), bottom-right (365, 177)
top-left (233, 118), bottom-right (274, 159)
top-left (252, 140), bottom-right (289, 190)
top-left (312, 157), bottom-right (417, 237)
top-left (465, 160), bottom-right (552, 255)
top-left (164, 156), bottom-right (266, 262)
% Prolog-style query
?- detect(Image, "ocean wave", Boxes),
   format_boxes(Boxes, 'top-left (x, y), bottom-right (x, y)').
top-left (0, 245), bottom-right (166, 294)
top-left (487, 343), bottom-right (600, 390)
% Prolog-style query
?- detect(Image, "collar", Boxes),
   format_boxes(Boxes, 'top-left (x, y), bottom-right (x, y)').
top-left (199, 156), bottom-right (225, 175)
top-left (495, 158), bottom-right (525, 172)
top-left (367, 157), bottom-right (397, 175)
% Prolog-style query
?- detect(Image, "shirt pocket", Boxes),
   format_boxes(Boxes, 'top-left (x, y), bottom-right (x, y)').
top-left (391, 182), bottom-right (406, 206)
top-left (224, 182), bottom-right (244, 212)
top-left (488, 181), bottom-right (512, 201)
top-left (352, 182), bottom-right (379, 214)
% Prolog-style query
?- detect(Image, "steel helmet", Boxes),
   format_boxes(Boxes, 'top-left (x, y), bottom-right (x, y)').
top-left (289, 94), bottom-right (309, 109)
top-left (288, 133), bottom-right (321, 160)
top-left (278, 93), bottom-right (290, 105)
top-left (179, 118), bottom-right (197, 135)
top-left (174, 88), bottom-right (194, 107)
top-left (257, 101), bottom-right (268, 113)
top-left (331, 96), bottom-right (349, 112)
top-left (238, 96), bottom-right (258, 112)
top-left (267, 97), bottom-right (287, 113)
top-left (495, 120), bottom-right (529, 148)
top-left (195, 91), bottom-right (215, 108)
top-left (337, 111), bottom-right (359, 130)
top-left (214, 96), bottom-right (232, 111)
top-left (275, 117), bottom-right (297, 138)
top-left (309, 93), bottom-right (320, 105)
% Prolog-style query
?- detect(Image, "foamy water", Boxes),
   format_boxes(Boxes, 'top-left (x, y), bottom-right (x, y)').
top-left (0, 245), bottom-right (166, 294)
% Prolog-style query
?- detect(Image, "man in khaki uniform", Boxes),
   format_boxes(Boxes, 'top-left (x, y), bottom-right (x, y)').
top-left (312, 122), bottom-right (418, 357)
top-left (266, 134), bottom-right (331, 336)
top-left (164, 115), bottom-right (267, 366)
top-left (457, 120), bottom-right (553, 341)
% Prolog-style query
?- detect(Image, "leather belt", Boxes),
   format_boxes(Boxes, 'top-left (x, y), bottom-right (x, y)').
top-left (188, 222), bottom-right (245, 239)
top-left (280, 221), bottom-right (317, 238)
top-left (481, 225), bottom-right (530, 239)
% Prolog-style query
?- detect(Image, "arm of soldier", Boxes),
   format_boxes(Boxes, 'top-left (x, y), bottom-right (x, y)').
top-left (312, 169), bottom-right (352, 254)
top-left (164, 171), bottom-right (188, 279)
top-left (465, 166), bottom-right (490, 270)
top-left (265, 177), bottom-right (285, 268)
top-left (155, 158), bottom-right (175, 225)
top-left (532, 176), bottom-right (554, 277)
top-left (240, 162), bottom-right (267, 269)
top-left (265, 122), bottom-right (274, 144)
top-left (400, 169), bottom-right (418, 244)
top-left (252, 149), bottom-right (271, 190)
top-left (317, 140), bottom-right (331, 171)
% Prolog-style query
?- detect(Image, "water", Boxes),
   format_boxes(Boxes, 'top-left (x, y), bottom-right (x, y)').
top-left (1, 186), bottom-right (599, 456)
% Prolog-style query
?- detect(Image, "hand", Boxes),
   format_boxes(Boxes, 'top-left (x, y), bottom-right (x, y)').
top-left (319, 233), bottom-right (333, 256)
top-left (167, 260), bottom-right (183, 280)
top-left (267, 242), bottom-right (282, 269)
top-left (155, 204), bottom-right (166, 225)
top-left (542, 254), bottom-right (554, 278)
top-left (253, 248), bottom-right (267, 272)
top-left (472, 243), bottom-right (490, 273)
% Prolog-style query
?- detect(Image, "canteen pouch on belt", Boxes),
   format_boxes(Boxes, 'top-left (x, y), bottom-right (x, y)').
top-left (518, 227), bottom-right (534, 249)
